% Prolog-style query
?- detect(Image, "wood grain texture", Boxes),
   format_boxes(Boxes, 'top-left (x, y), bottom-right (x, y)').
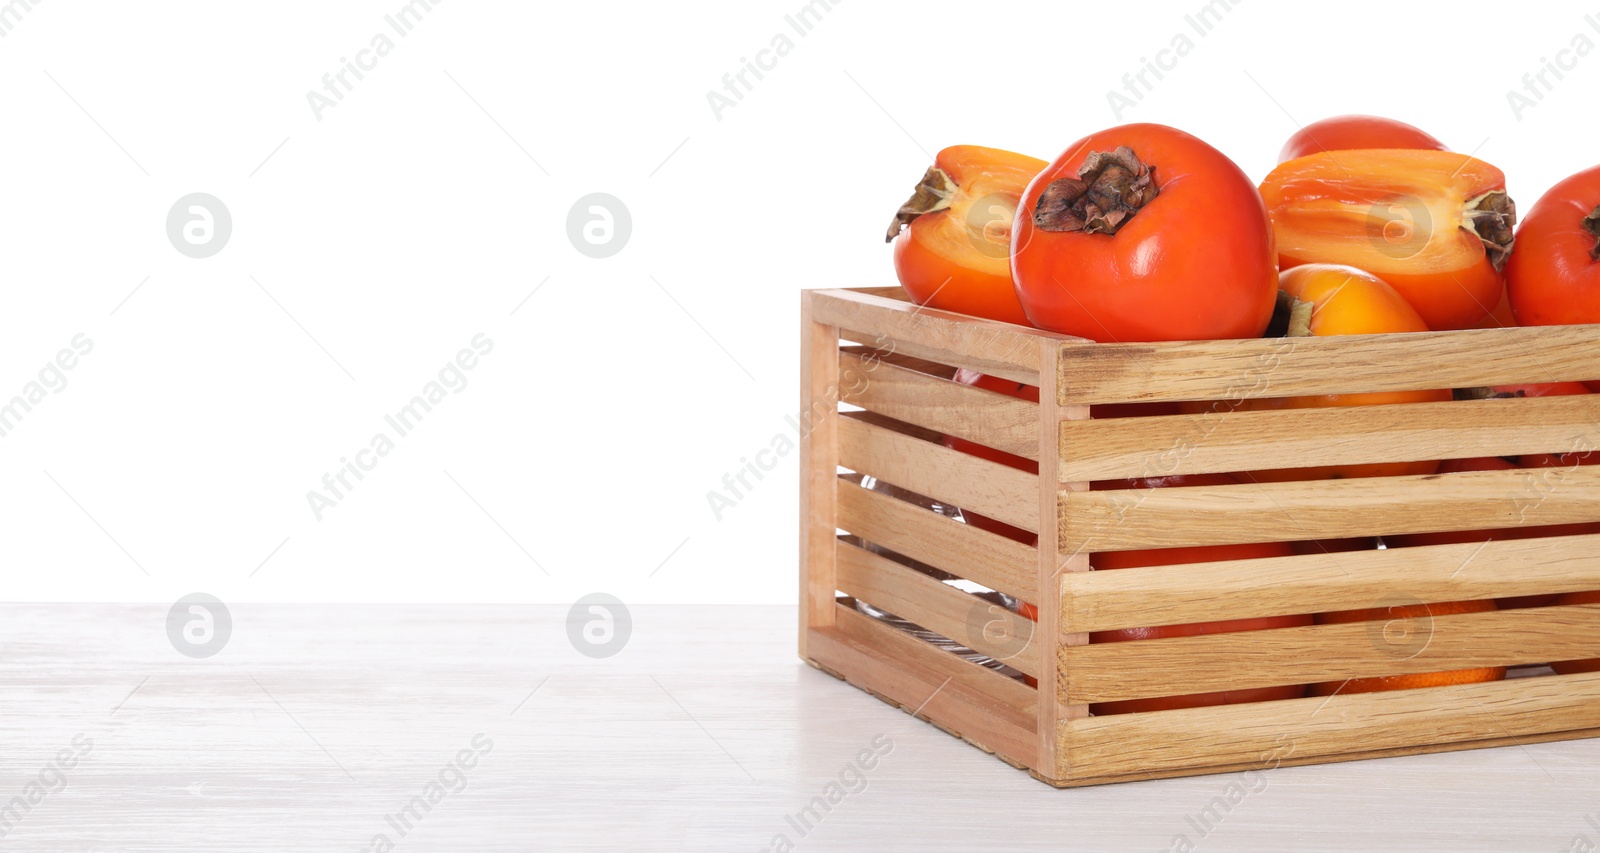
top-left (810, 288), bottom-right (1078, 386)
top-left (799, 294), bottom-right (841, 650)
top-left (1058, 394), bottom-right (1600, 481)
top-left (838, 349), bottom-right (1040, 461)
top-left (1063, 533), bottom-right (1600, 633)
top-left (838, 415), bottom-right (1039, 533)
top-left (834, 540), bottom-right (1040, 679)
top-left (1057, 323), bottom-right (1600, 405)
top-left (8, 602), bottom-right (1600, 850)
top-left (835, 477), bottom-right (1035, 602)
top-left (1062, 466), bottom-right (1600, 552)
top-left (811, 604), bottom-right (1037, 766)
top-left (1060, 670), bottom-right (1600, 779)
top-left (1062, 603), bottom-right (1600, 704)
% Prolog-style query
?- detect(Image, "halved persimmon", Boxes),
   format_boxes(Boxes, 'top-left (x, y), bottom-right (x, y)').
top-left (886, 145), bottom-right (1045, 325)
top-left (1259, 149), bottom-right (1516, 330)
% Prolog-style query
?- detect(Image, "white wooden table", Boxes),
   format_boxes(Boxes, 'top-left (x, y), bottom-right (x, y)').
top-left (1, 604), bottom-right (1592, 851)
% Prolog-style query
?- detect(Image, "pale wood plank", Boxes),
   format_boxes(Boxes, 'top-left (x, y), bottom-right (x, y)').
top-left (1062, 466), bottom-right (1600, 552)
top-left (1059, 394), bottom-right (1600, 481)
top-left (838, 415), bottom-right (1039, 533)
top-left (1035, 342), bottom-right (1085, 779)
top-left (810, 288), bottom-right (1078, 385)
top-left (1060, 671), bottom-right (1600, 778)
top-left (799, 294), bottom-right (841, 653)
top-left (839, 349), bottom-right (1040, 461)
top-left (1064, 533), bottom-right (1600, 633)
top-left (836, 477), bottom-right (1035, 602)
top-left (809, 605), bottom-right (1037, 767)
top-left (1063, 603), bottom-right (1600, 704)
top-left (834, 541), bottom-right (1039, 679)
top-left (1057, 324), bottom-right (1600, 405)
top-left (1039, 725), bottom-right (1600, 787)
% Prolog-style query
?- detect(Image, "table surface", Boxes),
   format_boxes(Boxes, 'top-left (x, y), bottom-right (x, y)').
top-left (2, 603), bottom-right (1595, 852)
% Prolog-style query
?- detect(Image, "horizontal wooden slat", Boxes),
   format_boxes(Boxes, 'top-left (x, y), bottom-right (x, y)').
top-left (1059, 394), bottom-right (1600, 481)
top-left (1060, 670), bottom-right (1600, 778)
top-left (810, 288), bottom-right (1076, 385)
top-left (837, 478), bottom-right (1036, 601)
top-left (1062, 466), bottom-right (1600, 552)
top-left (839, 415), bottom-right (1039, 533)
top-left (840, 349), bottom-right (1040, 461)
top-left (1063, 604), bottom-right (1600, 704)
top-left (836, 540), bottom-right (1040, 678)
top-left (1057, 324), bottom-right (1600, 406)
top-left (1064, 533), bottom-right (1600, 632)
top-left (809, 605), bottom-right (1036, 767)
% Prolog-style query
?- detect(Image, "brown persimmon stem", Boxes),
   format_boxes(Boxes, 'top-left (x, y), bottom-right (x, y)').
top-left (1462, 190), bottom-right (1517, 271)
top-left (1266, 290), bottom-right (1315, 338)
top-left (1032, 146), bottom-right (1159, 235)
top-left (885, 166), bottom-right (957, 243)
top-left (1585, 205), bottom-right (1600, 262)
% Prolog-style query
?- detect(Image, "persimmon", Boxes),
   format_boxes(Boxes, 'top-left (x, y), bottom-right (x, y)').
top-left (1195, 265), bottom-right (1449, 482)
top-left (1310, 598), bottom-right (1505, 695)
top-left (886, 145), bottom-right (1045, 325)
top-left (1278, 115), bottom-right (1447, 163)
top-left (1011, 123), bottom-right (1278, 342)
top-left (1505, 163), bottom-right (1600, 331)
top-left (1260, 149), bottom-right (1516, 330)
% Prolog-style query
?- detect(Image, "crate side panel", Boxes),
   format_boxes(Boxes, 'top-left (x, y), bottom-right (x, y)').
top-left (836, 540), bottom-right (1041, 679)
top-left (839, 350), bottom-right (1040, 461)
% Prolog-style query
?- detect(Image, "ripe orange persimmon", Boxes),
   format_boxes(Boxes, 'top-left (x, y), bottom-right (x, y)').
top-left (1260, 149), bottom-right (1516, 330)
top-left (1011, 123), bottom-right (1278, 342)
top-left (1505, 163), bottom-right (1600, 330)
top-left (886, 145), bottom-right (1045, 325)
top-left (1310, 598), bottom-right (1505, 695)
top-left (1278, 115), bottom-right (1447, 163)
top-left (1195, 265), bottom-right (1448, 482)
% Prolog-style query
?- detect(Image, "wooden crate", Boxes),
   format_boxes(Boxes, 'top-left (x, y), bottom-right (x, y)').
top-left (798, 285), bottom-right (1600, 787)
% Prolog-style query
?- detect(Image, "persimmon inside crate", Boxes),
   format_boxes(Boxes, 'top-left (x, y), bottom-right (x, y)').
top-left (798, 285), bottom-right (1600, 787)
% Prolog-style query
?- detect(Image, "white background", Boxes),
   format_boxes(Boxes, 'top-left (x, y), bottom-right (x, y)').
top-left (1, 0), bottom-right (1593, 605)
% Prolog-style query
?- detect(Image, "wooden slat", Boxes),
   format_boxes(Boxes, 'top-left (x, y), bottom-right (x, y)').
top-left (1035, 341), bottom-right (1084, 778)
top-left (1064, 533), bottom-right (1600, 632)
top-left (808, 605), bottom-right (1036, 767)
top-left (799, 296), bottom-right (841, 652)
top-left (1063, 604), bottom-right (1600, 704)
top-left (1062, 466), bottom-right (1600, 552)
top-left (1059, 394), bottom-right (1600, 481)
top-left (839, 349), bottom-right (1040, 461)
top-left (836, 477), bottom-right (1035, 602)
top-left (1041, 724), bottom-right (1600, 787)
top-left (1060, 671), bottom-right (1600, 778)
top-left (1057, 324), bottom-right (1600, 406)
top-left (838, 415), bottom-right (1039, 533)
top-left (835, 541), bottom-right (1039, 678)
top-left (811, 288), bottom-right (1079, 385)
